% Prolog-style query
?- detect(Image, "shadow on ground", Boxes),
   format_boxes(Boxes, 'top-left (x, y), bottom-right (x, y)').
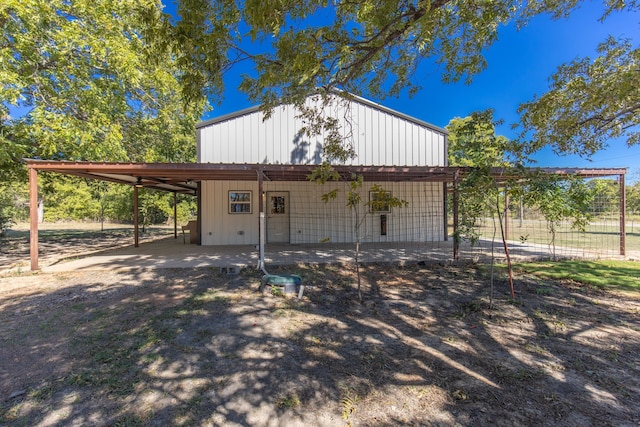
top-left (1, 264), bottom-right (639, 426)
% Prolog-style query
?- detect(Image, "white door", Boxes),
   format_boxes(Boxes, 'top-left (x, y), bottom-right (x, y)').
top-left (266, 192), bottom-right (290, 243)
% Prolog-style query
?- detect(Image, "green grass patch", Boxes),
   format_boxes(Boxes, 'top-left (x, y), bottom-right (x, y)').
top-left (512, 260), bottom-right (640, 291)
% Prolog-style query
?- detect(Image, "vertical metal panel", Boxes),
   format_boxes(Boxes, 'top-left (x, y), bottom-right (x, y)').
top-left (356, 103), bottom-right (366, 165)
top-left (196, 129), bottom-right (202, 163)
top-left (400, 117), bottom-right (407, 165)
top-left (282, 105), bottom-right (294, 163)
top-left (412, 126), bottom-right (420, 167)
top-left (253, 181), bottom-right (444, 245)
top-left (387, 113), bottom-right (395, 165)
top-left (252, 113), bottom-right (262, 163)
top-left (198, 97), bottom-right (447, 167)
top-left (201, 180), bottom-right (259, 245)
top-left (264, 110), bottom-right (275, 163)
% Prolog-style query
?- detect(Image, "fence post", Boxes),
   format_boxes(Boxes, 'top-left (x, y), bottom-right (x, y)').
top-left (134, 185), bottom-right (139, 248)
top-left (619, 173), bottom-right (626, 256)
top-left (453, 170), bottom-right (460, 261)
top-left (173, 192), bottom-right (178, 239)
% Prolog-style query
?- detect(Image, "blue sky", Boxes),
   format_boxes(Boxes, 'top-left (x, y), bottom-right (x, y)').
top-left (161, 2), bottom-right (638, 181)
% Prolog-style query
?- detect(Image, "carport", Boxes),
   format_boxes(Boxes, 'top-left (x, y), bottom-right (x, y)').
top-left (25, 160), bottom-right (627, 271)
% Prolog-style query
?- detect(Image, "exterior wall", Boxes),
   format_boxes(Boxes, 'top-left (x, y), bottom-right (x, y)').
top-left (197, 97), bottom-right (447, 167)
top-left (200, 180), bottom-right (444, 245)
top-left (200, 180), bottom-right (259, 245)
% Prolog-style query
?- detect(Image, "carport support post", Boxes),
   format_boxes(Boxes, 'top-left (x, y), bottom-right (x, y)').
top-left (257, 167), bottom-right (266, 272)
top-left (173, 192), bottom-right (178, 239)
top-left (453, 170), bottom-right (460, 261)
top-left (134, 185), bottom-right (139, 248)
top-left (29, 167), bottom-right (39, 271)
top-left (619, 173), bottom-right (626, 256)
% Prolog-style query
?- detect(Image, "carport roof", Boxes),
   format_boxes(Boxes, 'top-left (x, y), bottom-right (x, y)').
top-left (25, 160), bottom-right (627, 196)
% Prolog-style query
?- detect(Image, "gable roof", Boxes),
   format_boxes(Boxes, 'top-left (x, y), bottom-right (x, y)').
top-left (196, 93), bottom-right (447, 135)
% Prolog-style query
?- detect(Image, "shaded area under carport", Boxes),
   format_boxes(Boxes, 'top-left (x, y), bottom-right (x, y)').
top-left (25, 160), bottom-right (628, 272)
top-left (42, 235), bottom-right (627, 273)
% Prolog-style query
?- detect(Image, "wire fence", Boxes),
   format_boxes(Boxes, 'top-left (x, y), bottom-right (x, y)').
top-left (261, 176), bottom-right (630, 265)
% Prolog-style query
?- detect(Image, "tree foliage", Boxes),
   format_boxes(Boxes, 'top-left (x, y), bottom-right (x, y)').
top-left (519, 36), bottom-right (640, 156)
top-left (446, 111), bottom-right (595, 290)
top-left (628, 180), bottom-right (640, 216)
top-left (38, 176), bottom-right (196, 226)
top-left (158, 0), bottom-right (637, 161)
top-left (166, 0), bottom-right (632, 105)
top-left (0, 181), bottom-right (28, 236)
top-left (587, 178), bottom-right (619, 215)
top-left (447, 110), bottom-right (518, 243)
top-left (1, 0), bottom-right (204, 227)
top-left (0, 0), bottom-right (205, 178)
top-left (517, 174), bottom-right (593, 259)
top-left (448, 110), bottom-right (521, 168)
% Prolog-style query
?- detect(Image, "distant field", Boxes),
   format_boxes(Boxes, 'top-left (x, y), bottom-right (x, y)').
top-left (456, 217), bottom-right (638, 256)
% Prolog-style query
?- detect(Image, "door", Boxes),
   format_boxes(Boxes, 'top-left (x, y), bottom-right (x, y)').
top-left (266, 191), bottom-right (290, 243)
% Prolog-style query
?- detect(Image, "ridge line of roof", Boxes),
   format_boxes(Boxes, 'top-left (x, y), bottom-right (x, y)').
top-left (195, 93), bottom-right (448, 134)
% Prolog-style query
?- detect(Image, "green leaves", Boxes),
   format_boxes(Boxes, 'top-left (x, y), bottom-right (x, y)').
top-left (1, 0), bottom-right (205, 175)
top-left (518, 36), bottom-right (640, 156)
top-left (446, 111), bottom-right (594, 246)
top-left (447, 110), bottom-right (518, 168)
top-left (156, 0), bottom-right (639, 163)
top-left (165, 1), bottom-right (582, 110)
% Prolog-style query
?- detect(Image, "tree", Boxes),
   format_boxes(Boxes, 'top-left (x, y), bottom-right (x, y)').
top-left (1, 0), bottom-right (205, 226)
top-left (628, 180), bottom-right (640, 233)
top-left (447, 110), bottom-right (518, 300)
top-left (518, 36), bottom-right (640, 156)
top-left (518, 175), bottom-right (593, 260)
top-left (159, 0), bottom-right (637, 162)
top-left (587, 178), bottom-right (619, 216)
top-left (41, 177), bottom-right (101, 222)
top-left (0, 0), bottom-right (205, 172)
top-left (628, 181), bottom-right (640, 216)
top-left (0, 181), bottom-right (28, 236)
top-left (311, 169), bottom-right (407, 302)
top-left (446, 111), bottom-right (594, 298)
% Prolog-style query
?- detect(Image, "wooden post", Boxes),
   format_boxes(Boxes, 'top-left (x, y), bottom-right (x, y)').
top-left (134, 185), bottom-right (139, 248)
top-left (196, 181), bottom-right (202, 245)
top-left (453, 170), bottom-right (460, 261)
top-left (619, 173), bottom-right (626, 256)
top-left (173, 192), bottom-right (178, 239)
top-left (29, 167), bottom-right (39, 271)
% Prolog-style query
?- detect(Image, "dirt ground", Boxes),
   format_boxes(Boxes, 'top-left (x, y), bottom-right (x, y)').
top-left (1, 255), bottom-right (639, 426)
top-left (0, 223), bottom-right (172, 271)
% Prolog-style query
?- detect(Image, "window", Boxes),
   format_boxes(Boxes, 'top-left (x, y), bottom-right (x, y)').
top-left (369, 191), bottom-right (391, 213)
top-left (229, 191), bottom-right (252, 214)
top-left (270, 196), bottom-right (286, 214)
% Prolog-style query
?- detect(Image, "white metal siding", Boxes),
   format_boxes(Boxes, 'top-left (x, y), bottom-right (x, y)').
top-left (197, 97), bottom-right (446, 167)
top-left (201, 180), bottom-right (444, 246)
top-left (201, 180), bottom-right (259, 245)
top-left (264, 181), bottom-right (444, 244)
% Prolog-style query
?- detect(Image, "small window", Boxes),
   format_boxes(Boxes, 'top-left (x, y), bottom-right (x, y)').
top-left (270, 196), bottom-right (286, 214)
top-left (369, 191), bottom-right (391, 213)
top-left (229, 191), bottom-right (252, 214)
